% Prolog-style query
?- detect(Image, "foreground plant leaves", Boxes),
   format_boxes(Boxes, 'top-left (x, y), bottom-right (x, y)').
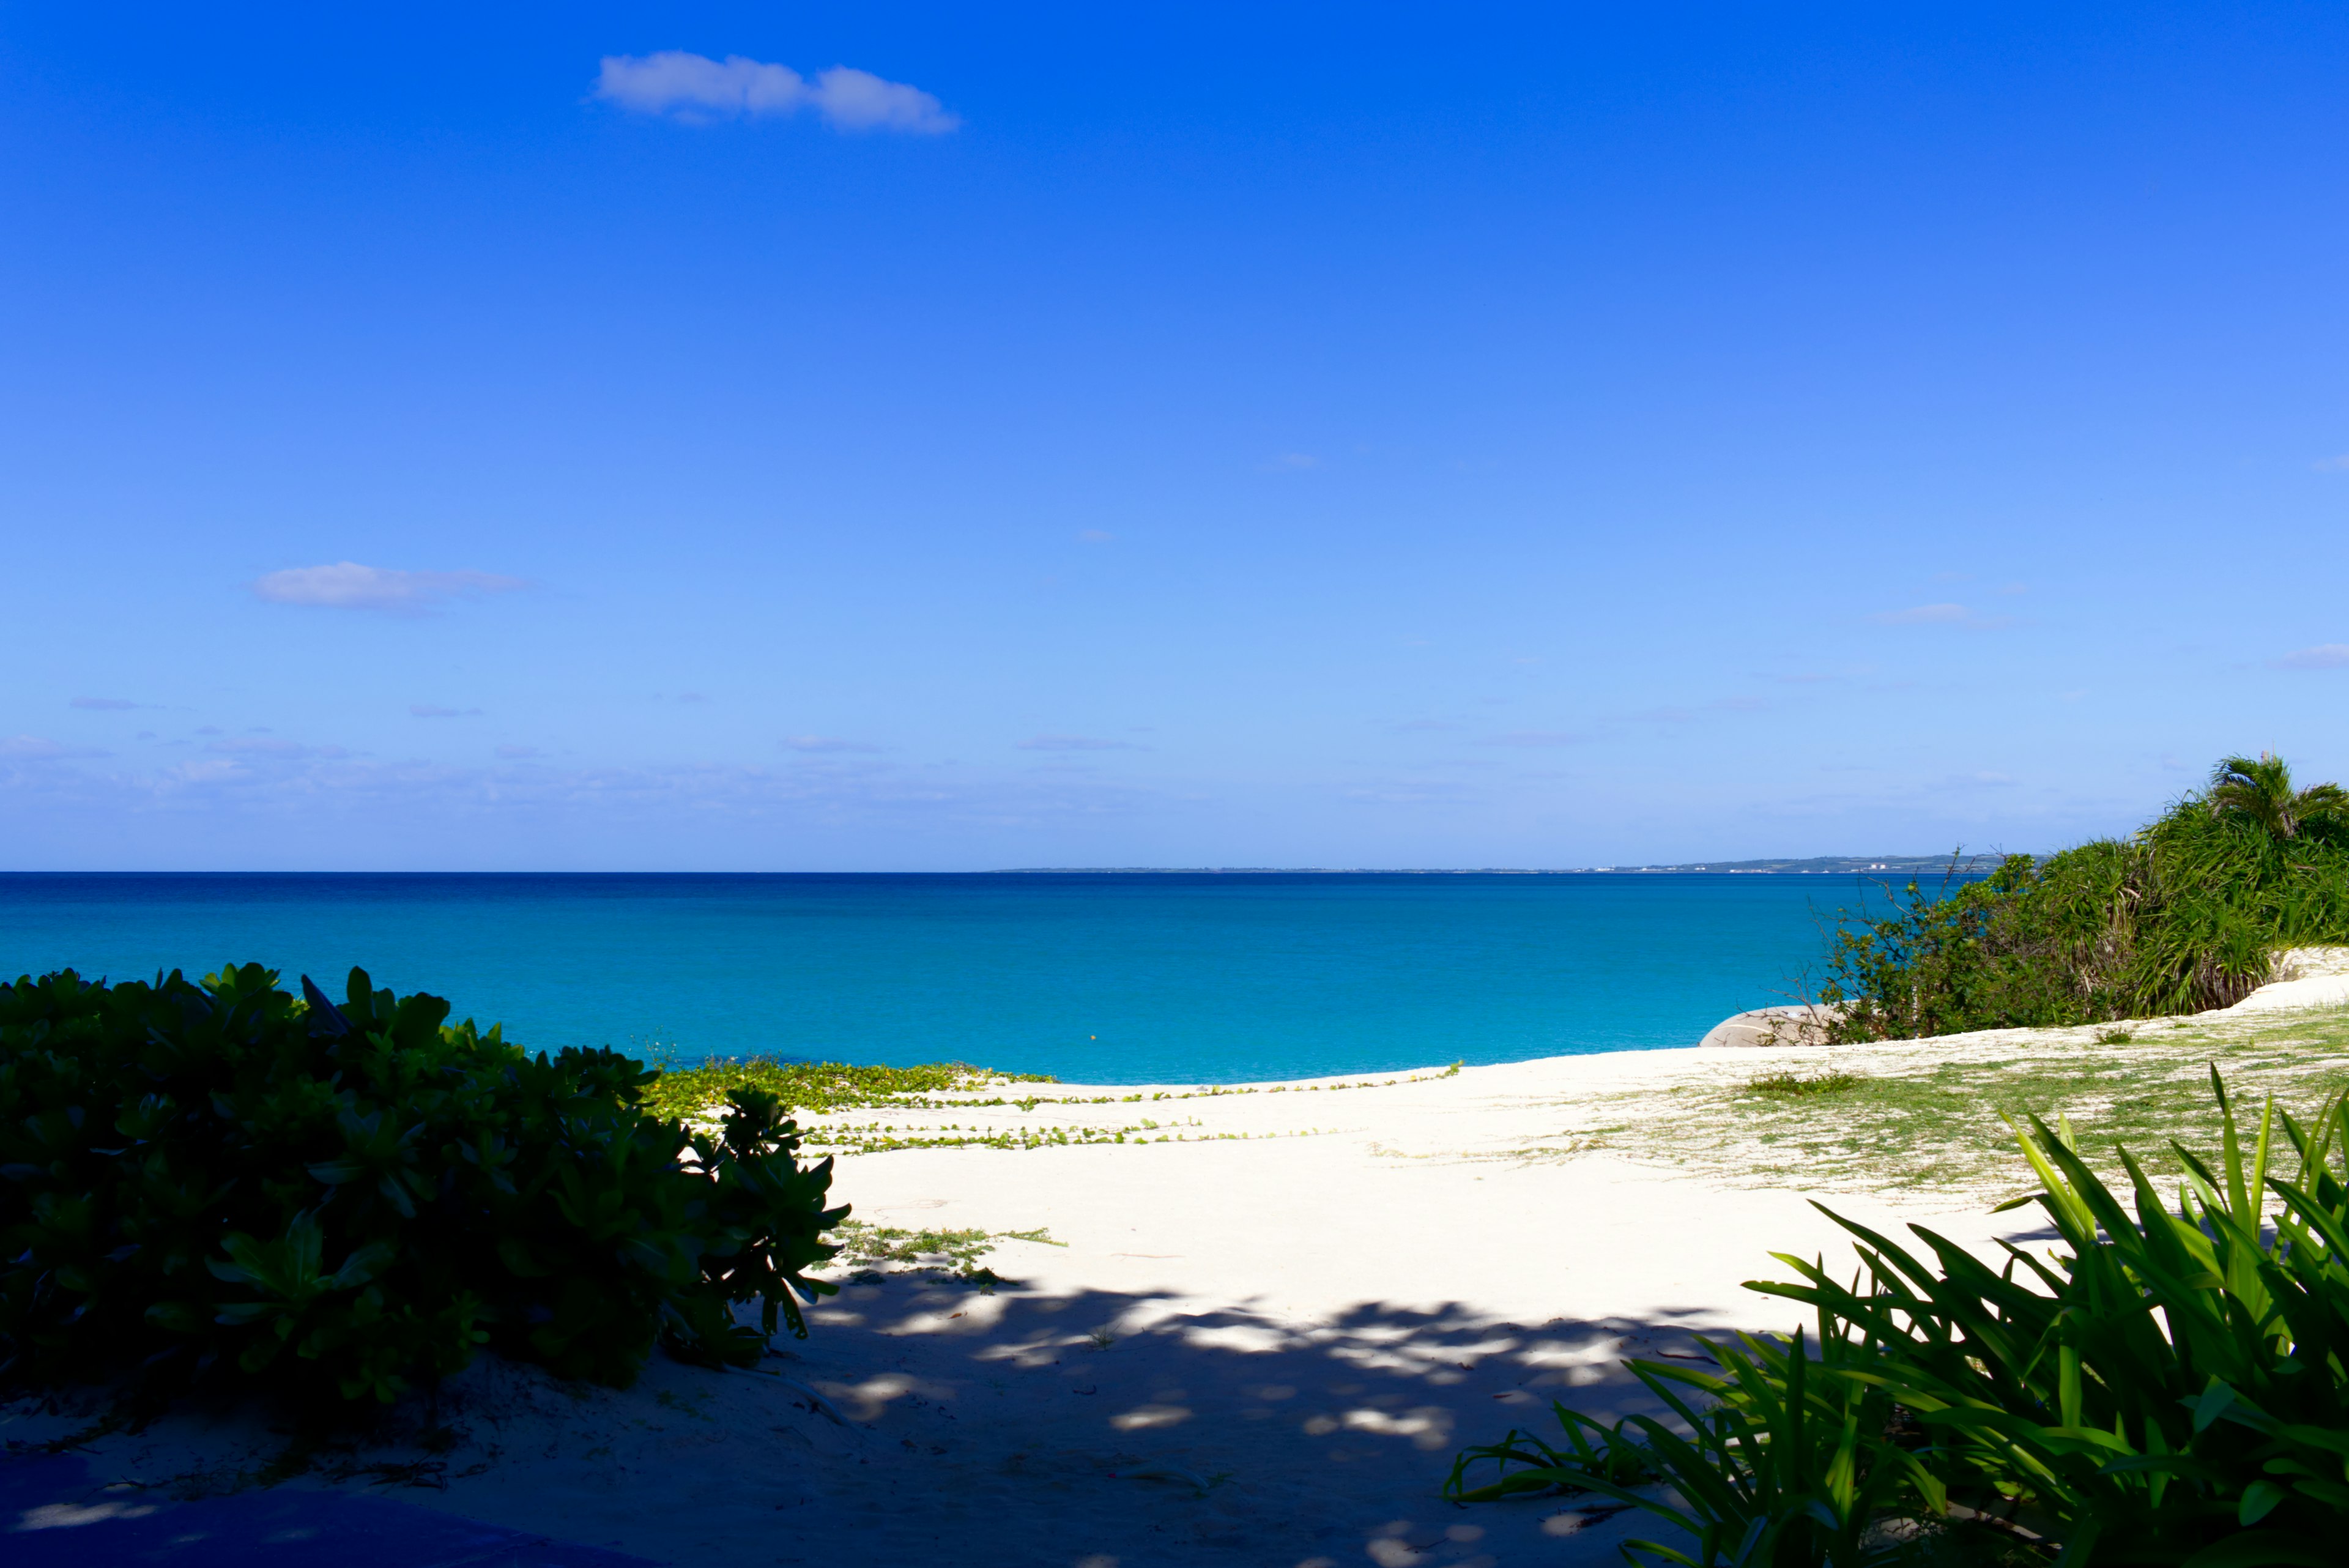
top-left (1447, 1069), bottom-right (2349, 1564)
top-left (0, 964), bottom-right (847, 1409)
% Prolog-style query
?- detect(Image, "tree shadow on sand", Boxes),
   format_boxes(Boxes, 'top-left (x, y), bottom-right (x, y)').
top-left (1, 1274), bottom-right (1745, 1568)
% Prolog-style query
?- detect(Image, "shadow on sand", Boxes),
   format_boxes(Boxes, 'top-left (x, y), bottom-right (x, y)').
top-left (2, 1271), bottom-right (1755, 1567)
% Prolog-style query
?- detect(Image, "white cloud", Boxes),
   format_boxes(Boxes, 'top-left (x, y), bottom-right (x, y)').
top-left (2314, 455), bottom-right (2349, 472)
top-left (70, 696), bottom-right (138, 710)
top-left (2, 735), bottom-right (105, 759)
top-left (1868, 603), bottom-right (2015, 629)
top-left (1872, 603), bottom-right (1970, 625)
top-left (206, 736), bottom-right (347, 758)
top-left (593, 53), bottom-right (959, 133)
top-left (1017, 735), bottom-right (1144, 751)
top-left (1478, 730), bottom-right (1588, 747)
top-left (785, 735), bottom-right (883, 753)
top-left (2276, 644), bottom-right (2349, 670)
top-left (251, 562), bottom-right (529, 614)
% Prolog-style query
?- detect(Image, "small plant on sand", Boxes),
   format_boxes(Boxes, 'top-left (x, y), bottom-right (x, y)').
top-left (1448, 1069), bottom-right (2349, 1563)
top-left (1745, 1071), bottom-right (1864, 1099)
top-left (641, 1058), bottom-right (1056, 1123)
top-left (825, 1222), bottom-right (1061, 1290)
top-left (0, 965), bottom-right (848, 1411)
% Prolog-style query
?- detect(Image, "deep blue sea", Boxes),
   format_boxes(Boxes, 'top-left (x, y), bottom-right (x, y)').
top-left (0, 872), bottom-right (1885, 1083)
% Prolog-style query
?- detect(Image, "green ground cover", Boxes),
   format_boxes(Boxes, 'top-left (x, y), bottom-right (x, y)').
top-left (1548, 1008), bottom-right (2349, 1200)
top-left (647, 1056), bottom-right (1461, 1154)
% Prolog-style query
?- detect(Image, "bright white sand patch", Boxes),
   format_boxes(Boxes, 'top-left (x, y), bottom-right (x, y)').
top-left (4, 1038), bottom-right (2073, 1567)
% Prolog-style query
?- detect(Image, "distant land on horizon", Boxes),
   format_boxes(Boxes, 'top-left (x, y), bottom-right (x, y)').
top-left (998, 855), bottom-right (2002, 876)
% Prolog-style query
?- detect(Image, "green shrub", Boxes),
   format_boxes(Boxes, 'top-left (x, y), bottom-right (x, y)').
top-left (1821, 754), bottom-right (2349, 1040)
top-left (1447, 1072), bottom-right (2349, 1563)
top-left (0, 964), bottom-right (847, 1408)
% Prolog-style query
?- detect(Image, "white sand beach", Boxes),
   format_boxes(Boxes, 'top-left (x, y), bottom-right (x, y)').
top-left (18, 956), bottom-right (2349, 1565)
top-left (5, 1031), bottom-right (2102, 1568)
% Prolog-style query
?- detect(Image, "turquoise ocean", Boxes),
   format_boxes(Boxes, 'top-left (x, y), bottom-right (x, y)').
top-left (0, 872), bottom-right (1882, 1083)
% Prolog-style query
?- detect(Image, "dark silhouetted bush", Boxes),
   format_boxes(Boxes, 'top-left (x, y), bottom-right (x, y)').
top-left (0, 964), bottom-right (845, 1406)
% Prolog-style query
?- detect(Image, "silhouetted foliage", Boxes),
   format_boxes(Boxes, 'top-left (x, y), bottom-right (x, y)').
top-left (0, 964), bottom-right (845, 1408)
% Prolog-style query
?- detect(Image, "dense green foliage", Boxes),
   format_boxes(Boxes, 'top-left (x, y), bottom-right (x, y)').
top-left (0, 965), bottom-right (846, 1407)
top-left (1821, 755), bottom-right (2349, 1039)
top-left (1449, 1073), bottom-right (2349, 1564)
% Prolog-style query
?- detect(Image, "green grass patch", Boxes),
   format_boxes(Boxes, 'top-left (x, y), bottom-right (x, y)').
top-left (825, 1221), bottom-right (1064, 1291)
top-left (641, 1057), bottom-right (1056, 1123)
top-left (1743, 1070), bottom-right (1865, 1098)
top-left (1534, 1008), bottom-right (2349, 1198)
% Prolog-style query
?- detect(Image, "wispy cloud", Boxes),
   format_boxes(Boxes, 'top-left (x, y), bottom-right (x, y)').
top-left (1076, 529), bottom-right (1115, 543)
top-left (785, 735), bottom-right (883, 754)
top-left (495, 745), bottom-right (541, 759)
top-left (1259, 452), bottom-right (1319, 472)
top-left (1016, 735), bottom-right (1145, 752)
top-left (2276, 644), bottom-right (2349, 670)
top-left (252, 562), bottom-right (529, 614)
top-left (1709, 696), bottom-right (1768, 713)
top-left (206, 736), bottom-right (347, 758)
top-left (1868, 603), bottom-right (2014, 629)
top-left (1477, 730), bottom-right (1587, 747)
top-left (1387, 718), bottom-right (1462, 733)
top-left (2, 735), bottom-right (106, 759)
top-left (2314, 455), bottom-right (2349, 472)
top-left (410, 705), bottom-right (483, 718)
top-left (70, 696), bottom-right (139, 710)
top-left (594, 53), bottom-right (959, 133)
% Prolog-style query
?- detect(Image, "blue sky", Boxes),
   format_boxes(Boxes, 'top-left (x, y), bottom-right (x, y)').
top-left (5, 4), bottom-right (2348, 870)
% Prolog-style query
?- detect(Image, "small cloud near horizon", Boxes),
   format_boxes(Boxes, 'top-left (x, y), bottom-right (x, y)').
top-left (1477, 730), bottom-right (1588, 747)
top-left (1016, 735), bottom-right (1145, 752)
top-left (594, 53), bottom-right (958, 133)
top-left (785, 735), bottom-right (884, 754)
top-left (205, 736), bottom-right (346, 759)
top-left (410, 705), bottom-right (483, 718)
top-left (70, 696), bottom-right (138, 710)
top-left (496, 745), bottom-right (541, 759)
top-left (2276, 644), bottom-right (2349, 670)
top-left (1389, 718), bottom-right (1462, 733)
top-left (1869, 603), bottom-right (2014, 629)
top-left (2, 735), bottom-right (108, 759)
top-left (253, 562), bottom-right (529, 614)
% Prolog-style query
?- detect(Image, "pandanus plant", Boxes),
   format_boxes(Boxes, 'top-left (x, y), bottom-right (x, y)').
top-left (1447, 1072), bottom-right (2349, 1564)
top-left (2204, 753), bottom-right (2349, 844)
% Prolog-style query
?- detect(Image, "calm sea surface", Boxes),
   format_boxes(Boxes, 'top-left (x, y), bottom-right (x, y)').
top-left (0, 872), bottom-right (1888, 1083)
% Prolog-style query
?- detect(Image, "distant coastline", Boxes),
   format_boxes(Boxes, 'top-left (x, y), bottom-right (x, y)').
top-left (996, 856), bottom-right (1986, 876)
